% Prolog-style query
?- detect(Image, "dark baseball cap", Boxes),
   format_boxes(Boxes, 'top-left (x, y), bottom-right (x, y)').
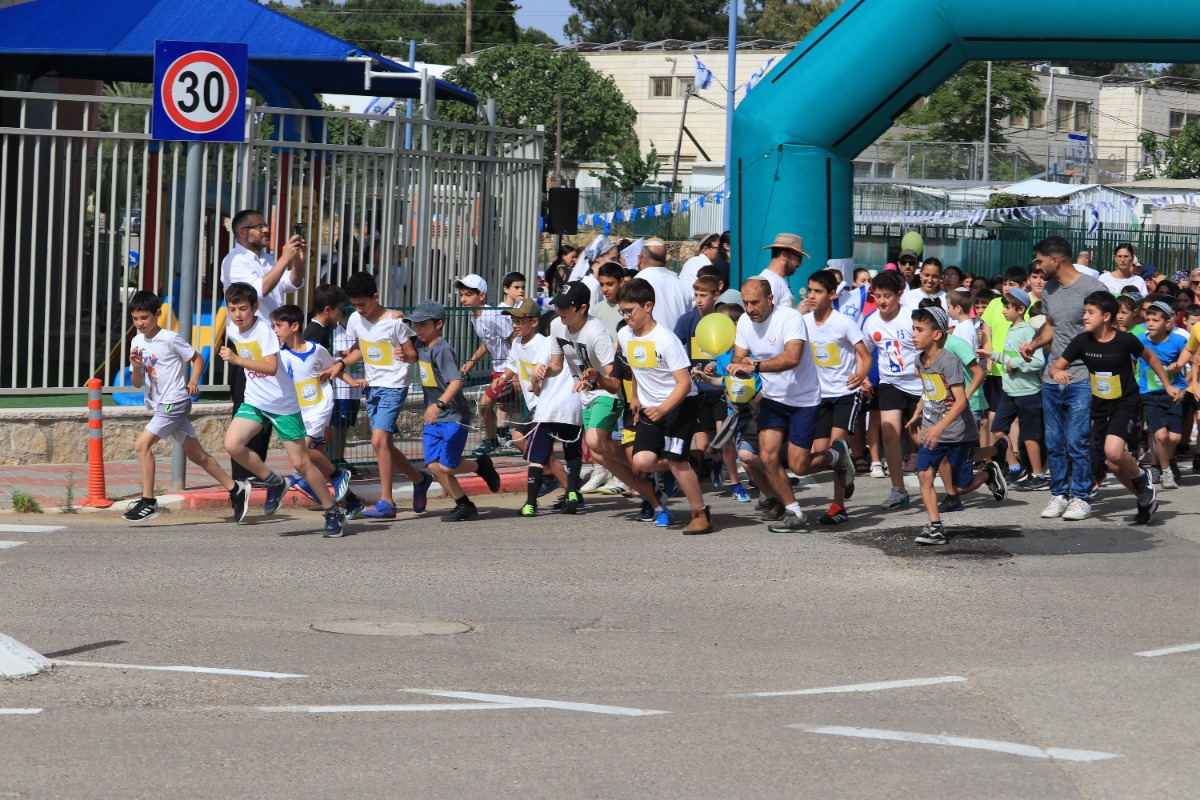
top-left (551, 281), bottom-right (591, 309)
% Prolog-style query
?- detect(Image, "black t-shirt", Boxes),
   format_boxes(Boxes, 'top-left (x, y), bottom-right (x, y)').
top-left (1060, 330), bottom-right (1144, 403)
top-left (303, 320), bottom-right (332, 351)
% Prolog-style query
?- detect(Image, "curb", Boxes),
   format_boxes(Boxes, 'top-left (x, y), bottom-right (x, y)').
top-left (173, 468), bottom-right (530, 512)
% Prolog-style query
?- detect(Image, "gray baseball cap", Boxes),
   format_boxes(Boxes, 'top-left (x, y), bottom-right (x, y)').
top-left (407, 300), bottom-right (446, 322)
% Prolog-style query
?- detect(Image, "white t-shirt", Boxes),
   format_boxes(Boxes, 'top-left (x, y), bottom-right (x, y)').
top-left (1099, 271), bottom-right (1147, 296)
top-left (219, 243), bottom-right (304, 321)
top-left (862, 307), bottom-right (923, 395)
top-left (734, 306), bottom-right (819, 407)
top-left (901, 288), bottom-right (947, 311)
top-left (131, 329), bottom-right (195, 411)
top-left (637, 266), bottom-right (691, 330)
top-left (952, 317), bottom-right (979, 349)
top-left (505, 333), bottom-right (581, 425)
top-left (549, 316), bottom-right (618, 407)
top-left (758, 268), bottom-right (794, 309)
top-left (617, 322), bottom-right (697, 407)
top-left (677, 253), bottom-right (712, 295)
top-left (803, 309), bottom-right (864, 399)
top-left (580, 272), bottom-right (605, 310)
top-left (471, 308), bottom-right (513, 373)
top-left (279, 341), bottom-right (335, 438)
top-left (227, 318), bottom-right (299, 416)
top-left (329, 324), bottom-right (363, 401)
top-left (345, 311), bottom-right (415, 389)
top-left (1075, 263), bottom-right (1101, 278)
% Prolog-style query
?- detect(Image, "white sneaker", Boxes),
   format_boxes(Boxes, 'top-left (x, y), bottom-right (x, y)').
top-left (869, 462), bottom-right (885, 479)
top-left (580, 467), bottom-right (612, 493)
top-left (595, 476), bottom-right (628, 495)
top-left (1062, 497), bottom-right (1092, 521)
top-left (1040, 495), bottom-right (1070, 519)
top-left (1161, 470), bottom-right (1178, 490)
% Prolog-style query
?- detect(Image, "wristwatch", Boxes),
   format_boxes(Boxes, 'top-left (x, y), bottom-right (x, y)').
top-left (435, 399), bottom-right (448, 410)
top-left (752, 360), bottom-right (761, 373)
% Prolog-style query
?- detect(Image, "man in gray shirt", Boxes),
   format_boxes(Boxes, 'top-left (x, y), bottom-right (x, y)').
top-left (1019, 236), bottom-right (1105, 521)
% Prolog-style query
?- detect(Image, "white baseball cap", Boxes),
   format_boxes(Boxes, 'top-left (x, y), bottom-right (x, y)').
top-left (453, 274), bottom-right (487, 294)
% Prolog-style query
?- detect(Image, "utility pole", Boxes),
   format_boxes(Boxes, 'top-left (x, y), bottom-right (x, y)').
top-left (723, 0), bottom-right (737, 232)
top-left (982, 60), bottom-right (992, 183)
top-left (465, 0), bottom-right (473, 53)
top-left (671, 88), bottom-right (693, 192)
top-left (555, 94), bottom-right (563, 256)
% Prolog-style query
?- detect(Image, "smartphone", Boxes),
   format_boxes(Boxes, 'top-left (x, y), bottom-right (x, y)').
top-left (292, 223), bottom-right (304, 240)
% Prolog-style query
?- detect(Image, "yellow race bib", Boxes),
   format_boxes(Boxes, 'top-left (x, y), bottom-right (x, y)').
top-left (519, 360), bottom-right (537, 385)
top-left (811, 341), bottom-right (842, 368)
top-left (691, 338), bottom-right (717, 360)
top-left (236, 341), bottom-right (263, 362)
top-left (921, 372), bottom-right (948, 402)
top-left (627, 340), bottom-right (657, 369)
top-left (417, 360), bottom-right (438, 388)
top-left (294, 377), bottom-right (323, 408)
top-left (361, 339), bottom-right (395, 367)
top-left (622, 379), bottom-right (634, 402)
top-left (724, 376), bottom-right (757, 404)
top-left (1090, 372), bottom-right (1122, 400)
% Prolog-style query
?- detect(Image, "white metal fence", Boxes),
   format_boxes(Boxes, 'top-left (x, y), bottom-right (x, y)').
top-left (0, 88), bottom-right (544, 393)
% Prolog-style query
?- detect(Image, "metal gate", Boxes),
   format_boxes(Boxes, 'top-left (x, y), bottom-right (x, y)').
top-left (0, 88), bottom-right (544, 393)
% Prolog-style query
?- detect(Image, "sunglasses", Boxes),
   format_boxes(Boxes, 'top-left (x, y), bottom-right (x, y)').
top-left (899, 259), bottom-right (917, 266)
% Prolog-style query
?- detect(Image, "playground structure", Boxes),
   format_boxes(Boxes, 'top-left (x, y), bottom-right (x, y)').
top-left (732, 0), bottom-right (1200, 290)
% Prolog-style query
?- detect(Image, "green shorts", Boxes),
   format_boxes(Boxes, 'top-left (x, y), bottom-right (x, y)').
top-left (234, 403), bottom-right (308, 442)
top-left (582, 395), bottom-right (623, 431)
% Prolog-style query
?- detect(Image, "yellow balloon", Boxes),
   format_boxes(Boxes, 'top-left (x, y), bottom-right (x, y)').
top-left (695, 312), bottom-right (736, 356)
top-left (901, 230), bottom-right (924, 255)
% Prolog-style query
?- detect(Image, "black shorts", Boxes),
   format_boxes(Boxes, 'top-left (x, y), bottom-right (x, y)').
top-left (983, 375), bottom-right (1005, 413)
top-left (1093, 394), bottom-right (1142, 450)
top-left (815, 392), bottom-right (864, 440)
top-left (1143, 392), bottom-right (1183, 435)
top-left (991, 392), bottom-right (1043, 443)
top-left (876, 383), bottom-right (920, 416)
top-left (633, 396), bottom-right (697, 462)
top-left (525, 422), bottom-right (583, 466)
top-left (693, 389), bottom-right (727, 436)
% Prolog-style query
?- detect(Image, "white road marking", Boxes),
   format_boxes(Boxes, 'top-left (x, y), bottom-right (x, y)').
top-left (407, 689), bottom-right (669, 717)
top-left (260, 703), bottom-right (524, 714)
top-left (789, 724), bottom-right (1121, 763)
top-left (1135, 642), bottom-right (1200, 658)
top-left (0, 525), bottom-right (62, 533)
top-left (54, 660), bottom-right (305, 679)
top-left (0, 541), bottom-right (26, 549)
top-left (0, 708), bottom-right (42, 715)
top-left (732, 675), bottom-right (967, 697)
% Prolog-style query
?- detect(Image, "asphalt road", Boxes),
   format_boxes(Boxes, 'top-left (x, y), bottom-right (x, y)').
top-left (2, 473), bottom-right (1199, 799)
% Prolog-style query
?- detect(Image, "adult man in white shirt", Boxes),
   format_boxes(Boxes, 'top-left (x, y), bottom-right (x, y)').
top-left (758, 232), bottom-right (809, 309)
top-left (220, 208), bottom-right (307, 482)
top-left (636, 237), bottom-right (691, 329)
top-left (677, 233), bottom-right (720, 295)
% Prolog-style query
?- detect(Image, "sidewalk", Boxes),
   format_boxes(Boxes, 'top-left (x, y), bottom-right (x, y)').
top-left (0, 452), bottom-right (530, 514)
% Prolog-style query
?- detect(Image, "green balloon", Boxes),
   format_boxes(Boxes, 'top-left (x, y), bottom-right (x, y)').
top-left (901, 231), bottom-right (924, 255)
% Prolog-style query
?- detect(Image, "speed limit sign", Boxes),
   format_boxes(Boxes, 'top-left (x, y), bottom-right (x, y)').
top-left (152, 41), bottom-right (248, 142)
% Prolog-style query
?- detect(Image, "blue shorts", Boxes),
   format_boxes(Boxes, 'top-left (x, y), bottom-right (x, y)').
top-left (366, 387), bottom-right (408, 433)
top-left (917, 441), bottom-right (975, 490)
top-left (1143, 392), bottom-right (1183, 435)
top-left (331, 398), bottom-right (360, 428)
top-left (424, 421), bottom-right (469, 469)
top-left (991, 392), bottom-right (1043, 443)
top-left (757, 397), bottom-right (820, 449)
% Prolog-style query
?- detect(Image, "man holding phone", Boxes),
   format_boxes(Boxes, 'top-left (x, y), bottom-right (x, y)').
top-left (220, 209), bottom-right (308, 482)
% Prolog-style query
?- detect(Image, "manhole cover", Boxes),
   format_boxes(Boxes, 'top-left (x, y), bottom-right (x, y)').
top-left (311, 620), bottom-right (472, 637)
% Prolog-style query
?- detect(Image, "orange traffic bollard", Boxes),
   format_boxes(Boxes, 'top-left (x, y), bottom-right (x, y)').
top-left (81, 378), bottom-right (113, 508)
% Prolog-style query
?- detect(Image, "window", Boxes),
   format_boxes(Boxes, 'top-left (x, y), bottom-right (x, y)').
top-left (678, 77), bottom-right (694, 96)
top-left (1168, 110), bottom-right (1200, 137)
top-left (874, 162), bottom-right (895, 179)
top-left (852, 160), bottom-right (873, 178)
top-left (1011, 111), bottom-right (1028, 129)
top-left (1030, 106), bottom-right (1045, 128)
top-left (650, 77), bottom-right (673, 98)
top-left (1074, 102), bottom-right (1091, 131)
top-left (1056, 99), bottom-right (1073, 131)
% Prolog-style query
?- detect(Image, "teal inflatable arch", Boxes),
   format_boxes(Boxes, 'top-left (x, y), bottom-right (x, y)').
top-left (731, 0), bottom-right (1200, 288)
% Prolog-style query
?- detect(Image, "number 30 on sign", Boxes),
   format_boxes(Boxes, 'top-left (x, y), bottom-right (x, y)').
top-left (152, 41), bottom-right (248, 143)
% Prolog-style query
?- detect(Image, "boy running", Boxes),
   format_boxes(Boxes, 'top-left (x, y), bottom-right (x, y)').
top-left (1137, 298), bottom-right (1189, 489)
top-left (457, 272), bottom-right (523, 456)
top-left (125, 290), bottom-right (236, 522)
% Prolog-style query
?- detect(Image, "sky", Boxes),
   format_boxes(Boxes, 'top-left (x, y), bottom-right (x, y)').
top-left (278, 0), bottom-right (573, 46)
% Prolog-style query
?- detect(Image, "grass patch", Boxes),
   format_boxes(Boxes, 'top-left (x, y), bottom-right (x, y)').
top-left (11, 491), bottom-right (43, 514)
top-left (58, 471), bottom-right (78, 514)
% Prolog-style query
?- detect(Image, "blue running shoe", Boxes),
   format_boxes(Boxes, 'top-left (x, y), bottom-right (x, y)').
top-left (288, 475), bottom-right (320, 504)
top-left (344, 496), bottom-right (367, 520)
top-left (322, 506), bottom-right (346, 538)
top-left (362, 499), bottom-right (397, 519)
top-left (635, 500), bottom-right (654, 522)
top-left (730, 483), bottom-right (752, 503)
top-left (264, 474), bottom-right (288, 515)
top-left (537, 476), bottom-right (561, 498)
top-left (331, 469), bottom-right (351, 503)
top-left (412, 471), bottom-right (434, 514)
top-left (653, 507), bottom-right (673, 527)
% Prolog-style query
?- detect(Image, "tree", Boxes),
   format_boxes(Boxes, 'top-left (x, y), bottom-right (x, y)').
top-left (898, 61), bottom-right (1042, 145)
top-left (590, 139), bottom-right (661, 194)
top-left (564, 0), bottom-right (727, 43)
top-left (743, 0), bottom-right (841, 41)
top-left (443, 47), bottom-right (638, 176)
top-left (1137, 124), bottom-right (1200, 179)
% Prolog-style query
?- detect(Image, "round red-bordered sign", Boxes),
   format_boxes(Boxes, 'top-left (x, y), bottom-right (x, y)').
top-left (159, 51), bottom-right (240, 135)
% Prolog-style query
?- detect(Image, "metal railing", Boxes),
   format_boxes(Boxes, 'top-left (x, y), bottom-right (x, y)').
top-left (0, 88), bottom-right (544, 393)
top-left (851, 140), bottom-right (1143, 183)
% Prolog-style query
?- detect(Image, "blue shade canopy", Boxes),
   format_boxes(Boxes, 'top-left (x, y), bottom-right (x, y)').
top-left (0, 0), bottom-right (476, 106)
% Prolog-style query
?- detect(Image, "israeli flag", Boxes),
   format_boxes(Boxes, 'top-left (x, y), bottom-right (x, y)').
top-left (364, 96), bottom-right (396, 115)
top-left (694, 56), bottom-right (714, 91)
top-left (745, 58), bottom-right (776, 93)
